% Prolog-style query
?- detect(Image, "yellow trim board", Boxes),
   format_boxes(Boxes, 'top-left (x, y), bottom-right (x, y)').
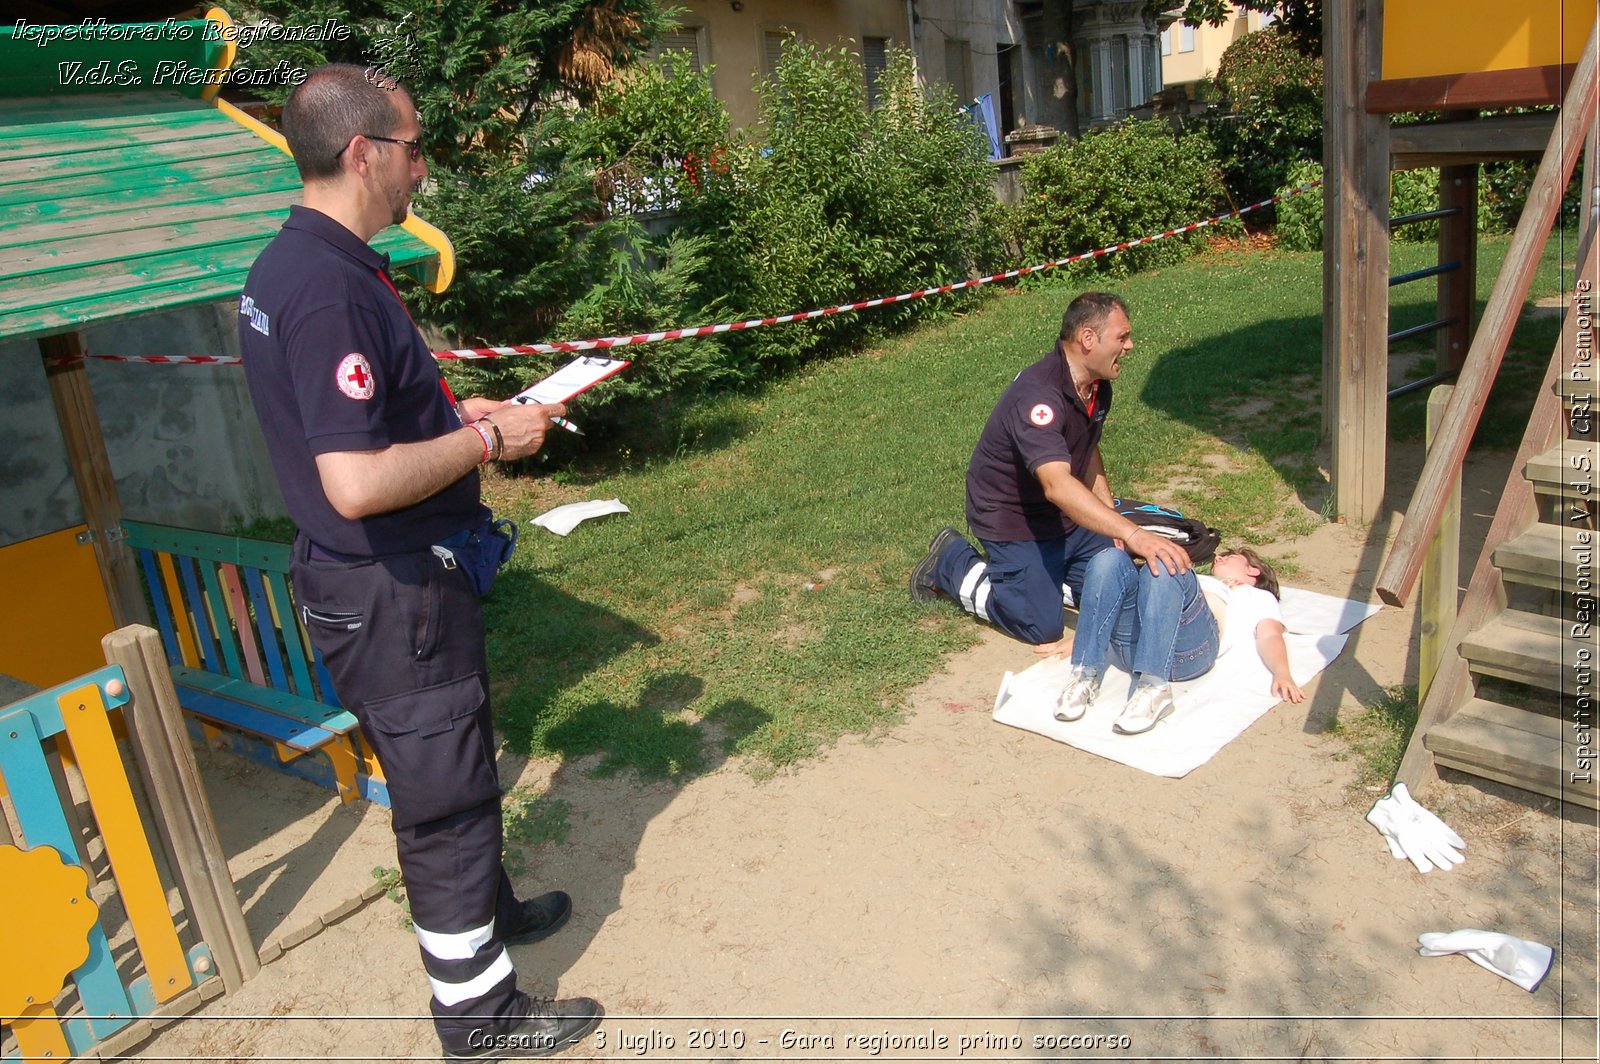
top-left (212, 98), bottom-right (456, 293)
top-left (199, 7), bottom-right (239, 103)
top-left (214, 95), bottom-right (291, 156)
top-left (60, 683), bottom-right (191, 1003)
top-left (400, 211), bottom-right (457, 294)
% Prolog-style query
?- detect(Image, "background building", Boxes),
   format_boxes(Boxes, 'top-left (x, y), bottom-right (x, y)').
top-left (653, 0), bottom-right (1167, 152)
top-left (1160, 2), bottom-right (1275, 95)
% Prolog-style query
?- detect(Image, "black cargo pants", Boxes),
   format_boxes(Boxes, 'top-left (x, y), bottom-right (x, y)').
top-left (292, 537), bottom-right (527, 1050)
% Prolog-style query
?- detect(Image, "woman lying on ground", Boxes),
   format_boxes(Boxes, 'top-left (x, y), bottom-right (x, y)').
top-left (1042, 545), bottom-right (1305, 735)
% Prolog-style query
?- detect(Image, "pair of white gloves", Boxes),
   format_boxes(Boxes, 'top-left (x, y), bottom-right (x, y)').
top-left (1366, 782), bottom-right (1465, 873)
top-left (1367, 785), bottom-right (1555, 992)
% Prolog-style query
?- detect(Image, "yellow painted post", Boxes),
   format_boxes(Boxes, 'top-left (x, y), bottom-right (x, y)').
top-left (9, 1000), bottom-right (73, 1060)
top-left (58, 683), bottom-right (192, 1003)
top-left (1419, 386), bottom-right (1461, 703)
top-left (323, 736), bottom-right (360, 804)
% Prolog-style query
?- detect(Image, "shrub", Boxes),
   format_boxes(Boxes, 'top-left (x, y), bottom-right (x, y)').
top-left (225, 0), bottom-right (674, 404)
top-left (1273, 160), bottom-right (1325, 251)
top-left (722, 43), bottom-right (997, 369)
top-left (1273, 162), bottom-right (1500, 251)
top-left (1388, 168), bottom-right (1445, 243)
top-left (1013, 120), bottom-right (1230, 280)
top-left (575, 41), bottom-right (997, 380)
top-left (1483, 160), bottom-right (1585, 232)
top-left (413, 112), bottom-right (623, 346)
top-left (1208, 26), bottom-right (1323, 206)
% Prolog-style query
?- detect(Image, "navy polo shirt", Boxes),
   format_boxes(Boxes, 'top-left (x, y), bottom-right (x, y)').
top-left (239, 205), bottom-right (484, 556)
top-left (965, 351), bottom-right (1111, 542)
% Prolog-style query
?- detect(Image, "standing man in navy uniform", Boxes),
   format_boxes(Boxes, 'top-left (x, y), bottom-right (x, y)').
top-left (910, 291), bottom-right (1192, 648)
top-left (238, 64), bottom-right (602, 1061)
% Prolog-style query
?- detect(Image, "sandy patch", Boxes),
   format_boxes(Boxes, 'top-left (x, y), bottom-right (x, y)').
top-left (124, 442), bottom-right (1598, 1062)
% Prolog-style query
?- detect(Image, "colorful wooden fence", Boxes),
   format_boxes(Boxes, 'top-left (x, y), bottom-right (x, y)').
top-left (1, 664), bottom-right (222, 1060)
top-left (121, 520), bottom-right (387, 807)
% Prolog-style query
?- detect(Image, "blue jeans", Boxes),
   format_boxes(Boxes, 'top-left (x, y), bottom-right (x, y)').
top-left (1069, 549), bottom-right (1219, 681)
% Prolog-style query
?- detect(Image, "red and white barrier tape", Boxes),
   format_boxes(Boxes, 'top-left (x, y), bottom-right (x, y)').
top-left (64, 180), bottom-right (1322, 368)
top-left (54, 353), bottom-right (239, 365)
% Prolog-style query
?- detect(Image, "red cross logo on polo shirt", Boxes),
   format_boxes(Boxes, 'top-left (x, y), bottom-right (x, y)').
top-left (336, 353), bottom-right (376, 400)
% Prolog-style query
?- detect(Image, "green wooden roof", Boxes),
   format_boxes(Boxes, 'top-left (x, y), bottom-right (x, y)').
top-left (0, 91), bottom-right (443, 344)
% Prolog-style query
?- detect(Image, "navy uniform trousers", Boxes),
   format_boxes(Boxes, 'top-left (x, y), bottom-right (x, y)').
top-left (931, 525), bottom-right (1115, 644)
top-left (292, 537), bottom-right (525, 1050)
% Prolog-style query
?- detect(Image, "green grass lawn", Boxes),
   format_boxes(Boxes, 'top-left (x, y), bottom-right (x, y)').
top-left (476, 228), bottom-right (1579, 779)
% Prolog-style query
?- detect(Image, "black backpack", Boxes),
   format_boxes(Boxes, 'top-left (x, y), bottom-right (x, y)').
top-left (1112, 498), bottom-right (1221, 564)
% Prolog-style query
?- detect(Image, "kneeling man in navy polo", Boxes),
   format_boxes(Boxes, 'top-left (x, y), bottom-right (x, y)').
top-left (910, 291), bottom-right (1192, 647)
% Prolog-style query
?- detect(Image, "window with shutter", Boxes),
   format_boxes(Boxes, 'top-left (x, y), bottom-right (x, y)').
top-left (649, 27), bottom-right (704, 75)
top-left (764, 30), bottom-right (790, 75)
top-left (863, 36), bottom-right (889, 107)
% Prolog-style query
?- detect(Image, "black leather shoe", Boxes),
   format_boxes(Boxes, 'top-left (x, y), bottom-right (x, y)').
top-left (910, 526), bottom-right (966, 603)
top-left (443, 996), bottom-right (604, 1060)
top-left (503, 891), bottom-right (571, 945)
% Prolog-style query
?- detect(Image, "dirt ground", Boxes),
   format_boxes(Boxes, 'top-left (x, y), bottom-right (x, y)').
top-left (125, 440), bottom-right (1599, 1063)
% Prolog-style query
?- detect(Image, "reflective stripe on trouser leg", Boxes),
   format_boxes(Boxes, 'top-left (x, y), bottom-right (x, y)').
top-left (398, 798), bottom-right (523, 1036)
top-left (958, 562), bottom-right (992, 621)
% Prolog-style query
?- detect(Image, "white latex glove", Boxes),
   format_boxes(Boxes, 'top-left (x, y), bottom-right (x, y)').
top-left (1390, 783), bottom-right (1464, 845)
top-left (1366, 783), bottom-right (1465, 873)
top-left (1365, 798), bottom-right (1409, 860)
top-left (1418, 930), bottom-right (1555, 992)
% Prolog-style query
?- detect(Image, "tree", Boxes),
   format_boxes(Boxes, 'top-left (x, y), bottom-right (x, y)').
top-left (225, 1), bottom-right (675, 356)
top-left (229, 0), bottom-right (673, 174)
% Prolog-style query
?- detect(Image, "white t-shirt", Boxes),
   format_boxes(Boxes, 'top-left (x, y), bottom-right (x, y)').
top-left (1198, 574), bottom-right (1285, 660)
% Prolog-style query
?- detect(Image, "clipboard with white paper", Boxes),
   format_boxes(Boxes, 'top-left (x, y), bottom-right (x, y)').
top-left (511, 356), bottom-right (631, 406)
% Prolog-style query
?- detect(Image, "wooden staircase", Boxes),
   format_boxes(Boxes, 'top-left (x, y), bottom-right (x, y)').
top-left (1367, 23), bottom-right (1600, 809)
top-left (1415, 387), bottom-right (1598, 806)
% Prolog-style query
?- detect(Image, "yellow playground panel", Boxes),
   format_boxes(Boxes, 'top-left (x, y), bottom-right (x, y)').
top-left (0, 526), bottom-right (118, 688)
top-left (1384, 0), bottom-right (1597, 80)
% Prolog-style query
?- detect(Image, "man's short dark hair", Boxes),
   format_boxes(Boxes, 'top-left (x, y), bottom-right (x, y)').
top-left (282, 63), bottom-right (407, 182)
top-left (1059, 291), bottom-right (1129, 343)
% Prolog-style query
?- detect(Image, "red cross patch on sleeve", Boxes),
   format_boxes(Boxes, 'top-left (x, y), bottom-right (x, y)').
top-left (1028, 403), bottom-right (1055, 427)
top-left (335, 353), bottom-right (376, 400)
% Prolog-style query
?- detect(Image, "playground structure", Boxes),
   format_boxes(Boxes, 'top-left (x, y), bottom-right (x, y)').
top-left (2, 631), bottom-right (258, 1061)
top-left (1323, 0), bottom-right (1598, 805)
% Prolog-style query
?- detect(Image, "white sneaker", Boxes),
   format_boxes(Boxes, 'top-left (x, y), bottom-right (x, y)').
top-left (1053, 666), bottom-right (1102, 722)
top-left (1114, 682), bottom-right (1175, 734)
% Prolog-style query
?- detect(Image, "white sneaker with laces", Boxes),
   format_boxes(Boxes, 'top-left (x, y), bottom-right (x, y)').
top-left (1114, 682), bottom-right (1175, 734)
top-left (1053, 666), bottom-right (1102, 722)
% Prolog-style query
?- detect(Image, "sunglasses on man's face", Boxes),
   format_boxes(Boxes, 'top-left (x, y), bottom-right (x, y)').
top-left (336, 133), bottom-right (425, 162)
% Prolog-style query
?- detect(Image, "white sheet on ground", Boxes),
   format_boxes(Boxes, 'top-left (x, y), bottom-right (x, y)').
top-left (992, 586), bottom-right (1381, 778)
